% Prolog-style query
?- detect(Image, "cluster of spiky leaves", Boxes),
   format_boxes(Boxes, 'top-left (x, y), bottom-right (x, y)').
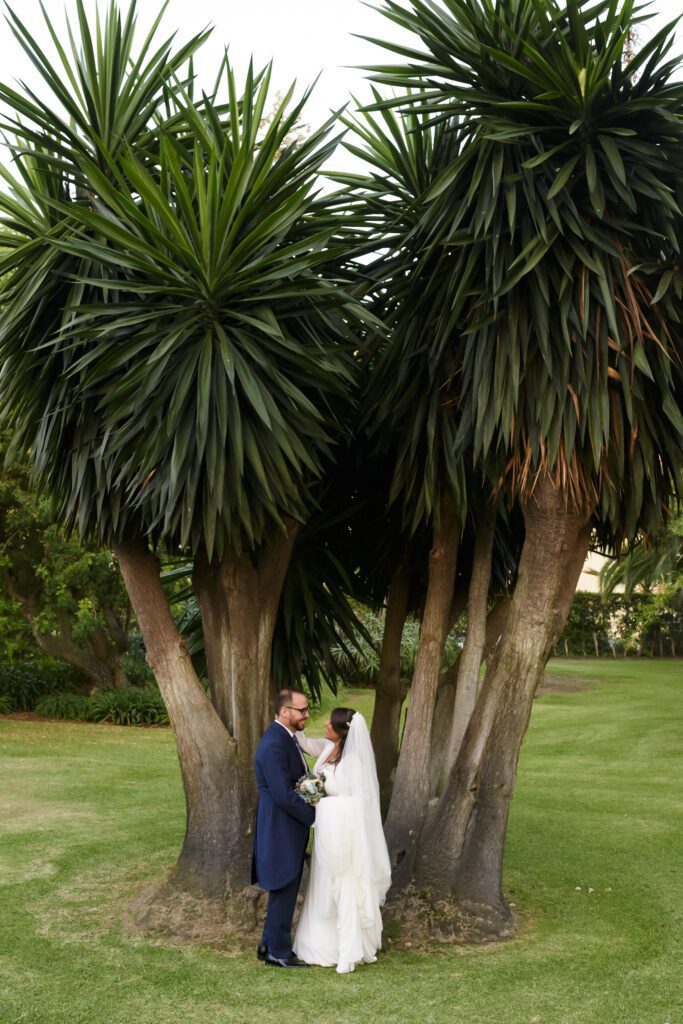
top-left (352, 0), bottom-right (683, 542)
top-left (333, 100), bottom-right (469, 531)
top-left (0, 1), bottom-right (368, 558)
top-left (600, 511), bottom-right (683, 597)
top-left (0, 1), bottom-right (208, 169)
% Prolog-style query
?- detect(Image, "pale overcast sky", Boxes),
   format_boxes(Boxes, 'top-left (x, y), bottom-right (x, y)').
top-left (0, 0), bottom-right (681, 150)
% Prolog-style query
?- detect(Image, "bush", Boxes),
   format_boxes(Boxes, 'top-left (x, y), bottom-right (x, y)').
top-left (122, 631), bottom-right (155, 686)
top-left (34, 691), bottom-right (91, 721)
top-left (1, 670), bottom-right (170, 726)
top-left (122, 652), bottom-right (154, 687)
top-left (0, 692), bottom-right (15, 714)
top-left (0, 660), bottom-right (86, 711)
top-left (88, 687), bottom-right (169, 726)
top-left (556, 591), bottom-right (683, 657)
top-left (32, 687), bottom-right (169, 725)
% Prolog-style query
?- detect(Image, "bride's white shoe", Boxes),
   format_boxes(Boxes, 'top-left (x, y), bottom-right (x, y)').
top-left (336, 962), bottom-right (355, 974)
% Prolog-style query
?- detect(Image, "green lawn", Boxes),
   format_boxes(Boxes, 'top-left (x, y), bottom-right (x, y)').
top-left (1, 660), bottom-right (681, 1024)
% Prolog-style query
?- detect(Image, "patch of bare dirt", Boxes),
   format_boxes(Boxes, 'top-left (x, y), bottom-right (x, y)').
top-left (31, 859), bottom-right (162, 943)
top-left (124, 877), bottom-right (269, 949)
top-left (536, 672), bottom-right (596, 696)
top-left (1, 711), bottom-right (63, 722)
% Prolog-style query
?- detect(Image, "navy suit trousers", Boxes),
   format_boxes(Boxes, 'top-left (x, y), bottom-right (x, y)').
top-left (261, 861), bottom-right (304, 959)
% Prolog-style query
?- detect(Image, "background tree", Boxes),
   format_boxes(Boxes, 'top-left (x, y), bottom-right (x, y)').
top-left (0, 441), bottom-right (131, 686)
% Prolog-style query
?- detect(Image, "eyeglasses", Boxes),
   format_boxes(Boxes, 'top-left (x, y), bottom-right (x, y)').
top-left (284, 705), bottom-right (310, 714)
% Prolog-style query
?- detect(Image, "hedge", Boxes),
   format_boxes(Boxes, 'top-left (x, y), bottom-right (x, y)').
top-left (556, 591), bottom-right (682, 657)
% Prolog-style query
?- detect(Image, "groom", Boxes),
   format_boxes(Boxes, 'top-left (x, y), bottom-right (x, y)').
top-left (252, 688), bottom-right (315, 968)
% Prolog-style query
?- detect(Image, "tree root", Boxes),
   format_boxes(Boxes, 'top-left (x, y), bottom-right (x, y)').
top-left (382, 885), bottom-right (518, 948)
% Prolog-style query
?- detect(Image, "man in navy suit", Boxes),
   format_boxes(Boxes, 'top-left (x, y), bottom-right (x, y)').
top-left (253, 688), bottom-right (315, 967)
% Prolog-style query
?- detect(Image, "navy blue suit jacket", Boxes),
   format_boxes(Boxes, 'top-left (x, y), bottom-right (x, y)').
top-left (252, 722), bottom-right (315, 891)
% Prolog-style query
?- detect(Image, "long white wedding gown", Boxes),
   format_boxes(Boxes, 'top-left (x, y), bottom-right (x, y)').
top-left (293, 719), bottom-right (391, 974)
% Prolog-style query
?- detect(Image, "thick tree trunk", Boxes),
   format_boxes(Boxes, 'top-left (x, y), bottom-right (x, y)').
top-left (439, 522), bottom-right (495, 790)
top-left (190, 549), bottom-right (260, 894)
top-left (481, 593), bottom-right (512, 664)
top-left (192, 549), bottom-right (234, 731)
top-left (415, 478), bottom-right (592, 931)
top-left (428, 583), bottom-right (470, 786)
top-left (191, 523), bottom-right (298, 880)
top-left (186, 521), bottom-right (299, 895)
top-left (114, 539), bottom-right (239, 899)
top-left (371, 563), bottom-right (411, 816)
top-left (116, 524), bottom-right (298, 937)
top-left (383, 497), bottom-right (461, 882)
top-left (430, 592), bottom-right (511, 792)
top-left (429, 657), bottom-right (459, 793)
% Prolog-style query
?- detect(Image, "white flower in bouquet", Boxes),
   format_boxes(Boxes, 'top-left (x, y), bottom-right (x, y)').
top-left (295, 771), bottom-right (326, 805)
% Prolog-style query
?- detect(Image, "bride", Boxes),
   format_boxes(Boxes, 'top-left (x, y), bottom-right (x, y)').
top-left (293, 708), bottom-right (392, 974)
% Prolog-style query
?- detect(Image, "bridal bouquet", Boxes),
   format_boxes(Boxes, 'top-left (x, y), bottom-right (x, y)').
top-left (296, 771), bottom-right (326, 805)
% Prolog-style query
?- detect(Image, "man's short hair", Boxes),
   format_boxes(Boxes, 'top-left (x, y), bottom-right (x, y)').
top-left (274, 688), bottom-right (306, 715)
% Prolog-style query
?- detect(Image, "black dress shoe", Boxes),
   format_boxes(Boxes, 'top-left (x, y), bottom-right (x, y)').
top-left (264, 953), bottom-right (309, 968)
top-left (257, 942), bottom-right (268, 962)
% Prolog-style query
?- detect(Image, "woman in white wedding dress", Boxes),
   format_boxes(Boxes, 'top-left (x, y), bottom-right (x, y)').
top-left (293, 708), bottom-right (392, 974)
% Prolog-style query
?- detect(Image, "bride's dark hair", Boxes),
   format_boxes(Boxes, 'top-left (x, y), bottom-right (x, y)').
top-left (328, 707), bottom-right (356, 762)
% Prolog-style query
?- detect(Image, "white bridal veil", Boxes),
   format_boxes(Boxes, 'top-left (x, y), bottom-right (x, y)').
top-left (343, 712), bottom-right (392, 906)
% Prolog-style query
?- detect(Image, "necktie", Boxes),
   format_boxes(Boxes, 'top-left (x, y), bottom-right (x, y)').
top-left (292, 733), bottom-right (307, 773)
